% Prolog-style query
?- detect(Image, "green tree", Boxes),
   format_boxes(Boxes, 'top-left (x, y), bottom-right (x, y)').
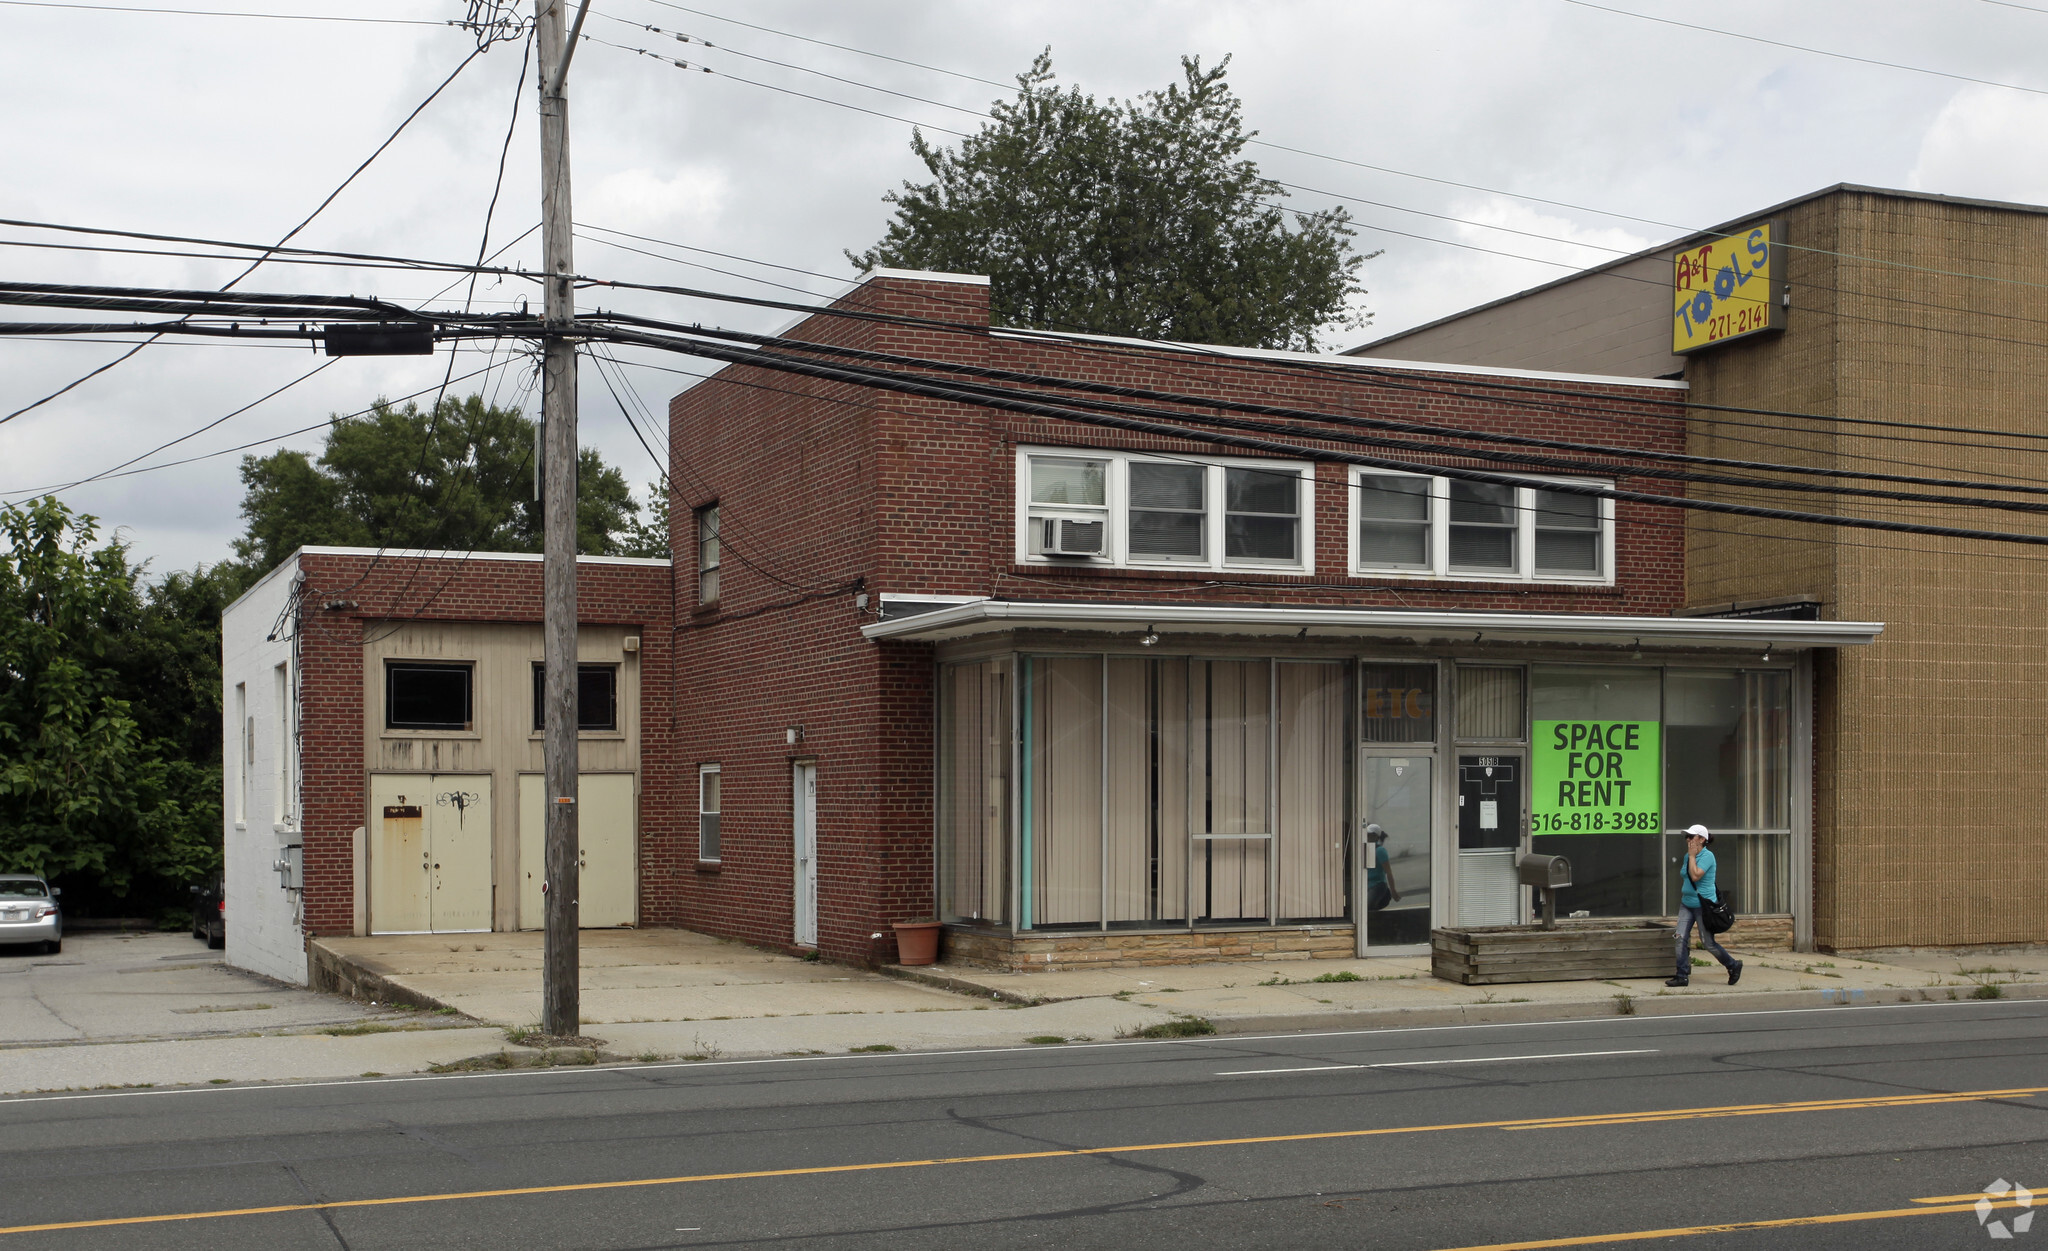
top-left (235, 394), bottom-right (644, 576)
top-left (616, 480), bottom-right (671, 559)
top-left (0, 498), bottom-right (220, 895)
top-left (851, 52), bottom-right (1373, 351)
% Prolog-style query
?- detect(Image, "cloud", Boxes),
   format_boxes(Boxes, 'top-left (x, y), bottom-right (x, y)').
top-left (583, 165), bottom-right (733, 235)
top-left (1910, 85), bottom-right (2048, 206)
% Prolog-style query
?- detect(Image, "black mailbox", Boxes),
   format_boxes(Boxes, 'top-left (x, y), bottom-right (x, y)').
top-left (1517, 853), bottom-right (1572, 929)
top-left (1517, 853), bottom-right (1572, 889)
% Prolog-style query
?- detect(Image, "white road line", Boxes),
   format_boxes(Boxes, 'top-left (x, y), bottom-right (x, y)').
top-left (1217, 1048), bottom-right (1660, 1076)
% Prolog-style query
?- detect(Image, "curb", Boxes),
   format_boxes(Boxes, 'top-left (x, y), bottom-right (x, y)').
top-left (879, 963), bottom-right (1047, 1005)
top-left (306, 940), bottom-right (466, 1017)
top-left (1196, 980), bottom-right (2048, 1036)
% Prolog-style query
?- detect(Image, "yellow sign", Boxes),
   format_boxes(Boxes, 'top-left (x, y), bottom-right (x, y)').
top-left (1671, 221), bottom-right (1782, 353)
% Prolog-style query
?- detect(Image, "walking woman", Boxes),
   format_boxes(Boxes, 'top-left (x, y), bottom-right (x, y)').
top-left (1670, 824), bottom-right (1742, 987)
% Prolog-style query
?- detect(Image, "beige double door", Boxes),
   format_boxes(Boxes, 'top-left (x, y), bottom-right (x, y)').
top-left (518, 773), bottom-right (637, 930)
top-left (369, 775), bottom-right (493, 934)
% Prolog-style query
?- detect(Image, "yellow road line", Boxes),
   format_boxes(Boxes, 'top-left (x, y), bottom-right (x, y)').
top-left (2, 1086), bottom-right (2041, 1236)
top-left (1428, 1196), bottom-right (2031, 1250)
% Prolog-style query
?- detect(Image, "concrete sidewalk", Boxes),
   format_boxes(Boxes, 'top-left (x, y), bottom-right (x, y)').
top-left (311, 929), bottom-right (2048, 1064)
top-left (8, 929), bottom-right (2042, 1099)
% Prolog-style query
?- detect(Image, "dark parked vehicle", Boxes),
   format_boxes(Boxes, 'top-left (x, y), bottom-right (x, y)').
top-left (190, 879), bottom-right (224, 949)
top-left (0, 875), bottom-right (62, 954)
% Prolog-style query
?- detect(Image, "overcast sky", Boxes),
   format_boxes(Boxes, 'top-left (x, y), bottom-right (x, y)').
top-left (4, 0), bottom-right (2044, 576)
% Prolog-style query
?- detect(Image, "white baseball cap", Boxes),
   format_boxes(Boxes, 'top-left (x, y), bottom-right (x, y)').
top-left (1684, 824), bottom-right (1712, 841)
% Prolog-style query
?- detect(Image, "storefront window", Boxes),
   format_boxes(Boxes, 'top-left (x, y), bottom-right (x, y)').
top-left (1006, 655), bottom-right (1348, 931)
top-left (1531, 666), bottom-right (1662, 917)
top-left (1361, 663), bottom-right (1436, 743)
top-left (1664, 670), bottom-right (1792, 914)
top-left (1456, 666), bottom-right (1524, 740)
top-left (937, 660), bottom-right (1010, 925)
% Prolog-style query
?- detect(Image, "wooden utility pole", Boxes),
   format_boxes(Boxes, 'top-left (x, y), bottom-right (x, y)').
top-left (537, 0), bottom-right (591, 1039)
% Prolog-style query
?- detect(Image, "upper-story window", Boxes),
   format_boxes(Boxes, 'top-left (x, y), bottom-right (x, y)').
top-left (1019, 448), bottom-right (1312, 573)
top-left (1351, 470), bottom-right (1612, 583)
top-left (696, 503), bottom-right (721, 604)
top-left (385, 661), bottom-right (473, 731)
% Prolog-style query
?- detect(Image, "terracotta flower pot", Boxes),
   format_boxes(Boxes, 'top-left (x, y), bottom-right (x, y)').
top-left (892, 921), bottom-right (943, 966)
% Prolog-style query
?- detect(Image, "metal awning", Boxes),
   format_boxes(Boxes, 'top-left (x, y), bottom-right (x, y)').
top-left (860, 598), bottom-right (1883, 650)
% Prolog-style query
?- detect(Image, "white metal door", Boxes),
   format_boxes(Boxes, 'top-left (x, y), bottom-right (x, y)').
top-left (1357, 754), bottom-right (1434, 955)
top-left (518, 773), bottom-right (637, 929)
top-left (793, 762), bottom-right (817, 947)
top-left (427, 779), bottom-right (491, 933)
top-left (370, 775), bottom-right (431, 934)
top-left (372, 774), bottom-right (490, 934)
top-left (578, 773), bottom-right (637, 928)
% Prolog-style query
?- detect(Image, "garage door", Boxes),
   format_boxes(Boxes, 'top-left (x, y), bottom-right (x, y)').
top-left (518, 773), bottom-right (637, 930)
top-left (369, 774), bottom-right (492, 934)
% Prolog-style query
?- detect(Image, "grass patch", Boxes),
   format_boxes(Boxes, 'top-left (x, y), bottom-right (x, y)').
top-left (848, 1044), bottom-right (899, 1053)
top-left (1121, 1015), bottom-right (1216, 1039)
top-left (1310, 971), bottom-right (1363, 983)
top-left (504, 1025), bottom-right (541, 1045)
top-left (1025, 1035), bottom-right (1067, 1045)
top-left (1972, 983), bottom-right (2006, 1000)
top-left (1612, 992), bottom-right (1636, 1016)
top-left (208, 1078), bottom-right (230, 1085)
top-left (322, 1022), bottom-right (401, 1036)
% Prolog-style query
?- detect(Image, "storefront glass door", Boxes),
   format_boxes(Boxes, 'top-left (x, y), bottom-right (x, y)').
top-left (1455, 753), bottom-right (1523, 926)
top-left (1359, 754), bottom-right (1432, 952)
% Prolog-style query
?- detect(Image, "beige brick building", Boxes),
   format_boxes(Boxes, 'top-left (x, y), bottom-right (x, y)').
top-left (1350, 184), bottom-right (2048, 951)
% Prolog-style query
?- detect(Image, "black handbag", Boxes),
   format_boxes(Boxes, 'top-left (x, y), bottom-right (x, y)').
top-left (1702, 893), bottom-right (1737, 935)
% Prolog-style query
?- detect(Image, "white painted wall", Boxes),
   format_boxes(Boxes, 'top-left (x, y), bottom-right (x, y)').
top-left (220, 555), bottom-right (308, 985)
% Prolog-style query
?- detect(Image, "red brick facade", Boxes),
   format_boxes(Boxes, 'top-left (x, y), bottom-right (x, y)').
top-left (667, 275), bottom-right (1688, 964)
top-left (290, 551), bottom-right (675, 937)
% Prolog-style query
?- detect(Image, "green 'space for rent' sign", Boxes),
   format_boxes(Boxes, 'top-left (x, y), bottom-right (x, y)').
top-left (1531, 721), bottom-right (1662, 834)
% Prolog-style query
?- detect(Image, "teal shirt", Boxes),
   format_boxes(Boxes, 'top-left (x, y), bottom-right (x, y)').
top-left (1681, 847), bottom-right (1718, 906)
top-left (1366, 844), bottom-right (1390, 889)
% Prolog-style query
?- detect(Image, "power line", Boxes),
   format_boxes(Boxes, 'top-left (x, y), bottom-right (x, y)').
top-left (0, 0), bottom-right (445, 23)
top-left (581, 321), bottom-right (2048, 548)
top-left (0, 359), bottom-right (511, 499)
top-left (635, 3), bottom-right (2048, 298)
top-left (0, 42), bottom-right (492, 428)
top-left (1562, 0), bottom-right (2048, 97)
top-left (606, 339), bottom-right (2048, 573)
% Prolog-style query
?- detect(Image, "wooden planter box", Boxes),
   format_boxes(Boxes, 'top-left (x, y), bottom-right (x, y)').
top-left (1432, 920), bottom-right (1674, 985)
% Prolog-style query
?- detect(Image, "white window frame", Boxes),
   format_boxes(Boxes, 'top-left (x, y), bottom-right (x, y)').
top-left (697, 764), bottom-right (722, 862)
top-left (1347, 469), bottom-right (1615, 585)
top-left (1015, 446), bottom-right (1315, 574)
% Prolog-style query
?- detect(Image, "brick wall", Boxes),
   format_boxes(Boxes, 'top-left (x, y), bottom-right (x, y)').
top-left (669, 275), bottom-right (1688, 964)
top-left (290, 551), bottom-right (674, 937)
top-left (1687, 190), bottom-right (2048, 949)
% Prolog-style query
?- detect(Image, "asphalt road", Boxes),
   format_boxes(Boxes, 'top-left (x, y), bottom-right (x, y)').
top-left (1, 999), bottom-right (2043, 1250)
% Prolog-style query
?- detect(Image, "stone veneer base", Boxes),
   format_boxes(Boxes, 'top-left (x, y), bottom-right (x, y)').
top-left (942, 915), bottom-right (1796, 972)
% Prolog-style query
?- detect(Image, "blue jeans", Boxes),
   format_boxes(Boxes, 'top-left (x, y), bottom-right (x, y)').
top-left (1675, 902), bottom-right (1735, 978)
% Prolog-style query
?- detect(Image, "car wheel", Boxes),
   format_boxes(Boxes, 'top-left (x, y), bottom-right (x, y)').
top-left (44, 939), bottom-right (60, 955)
top-left (207, 928), bottom-right (224, 951)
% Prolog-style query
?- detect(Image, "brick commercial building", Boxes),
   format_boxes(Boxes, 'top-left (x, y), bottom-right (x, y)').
top-left (1350, 184), bottom-right (2044, 950)
top-left (224, 264), bottom-right (1895, 982)
top-left (220, 549), bottom-right (672, 984)
top-left (663, 270), bottom-right (1874, 969)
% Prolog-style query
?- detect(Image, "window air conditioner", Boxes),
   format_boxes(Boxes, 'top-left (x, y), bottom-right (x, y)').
top-left (1040, 517), bottom-right (1106, 557)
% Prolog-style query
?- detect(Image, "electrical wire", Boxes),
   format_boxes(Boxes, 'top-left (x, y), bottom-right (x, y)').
top-left (1562, 0), bottom-right (2048, 98)
top-left (0, 359), bottom-right (509, 499)
top-left (0, 42), bottom-right (491, 427)
top-left (602, 337), bottom-right (2048, 572)
top-left (578, 321), bottom-right (2048, 547)
top-left (0, 0), bottom-right (445, 23)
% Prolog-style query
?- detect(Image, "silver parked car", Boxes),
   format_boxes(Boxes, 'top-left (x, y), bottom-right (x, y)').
top-left (0, 875), bottom-right (62, 954)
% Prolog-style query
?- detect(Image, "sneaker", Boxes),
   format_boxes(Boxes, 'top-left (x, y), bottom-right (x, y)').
top-left (1728, 961), bottom-right (1743, 986)
top-left (1664, 976), bottom-right (1689, 987)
